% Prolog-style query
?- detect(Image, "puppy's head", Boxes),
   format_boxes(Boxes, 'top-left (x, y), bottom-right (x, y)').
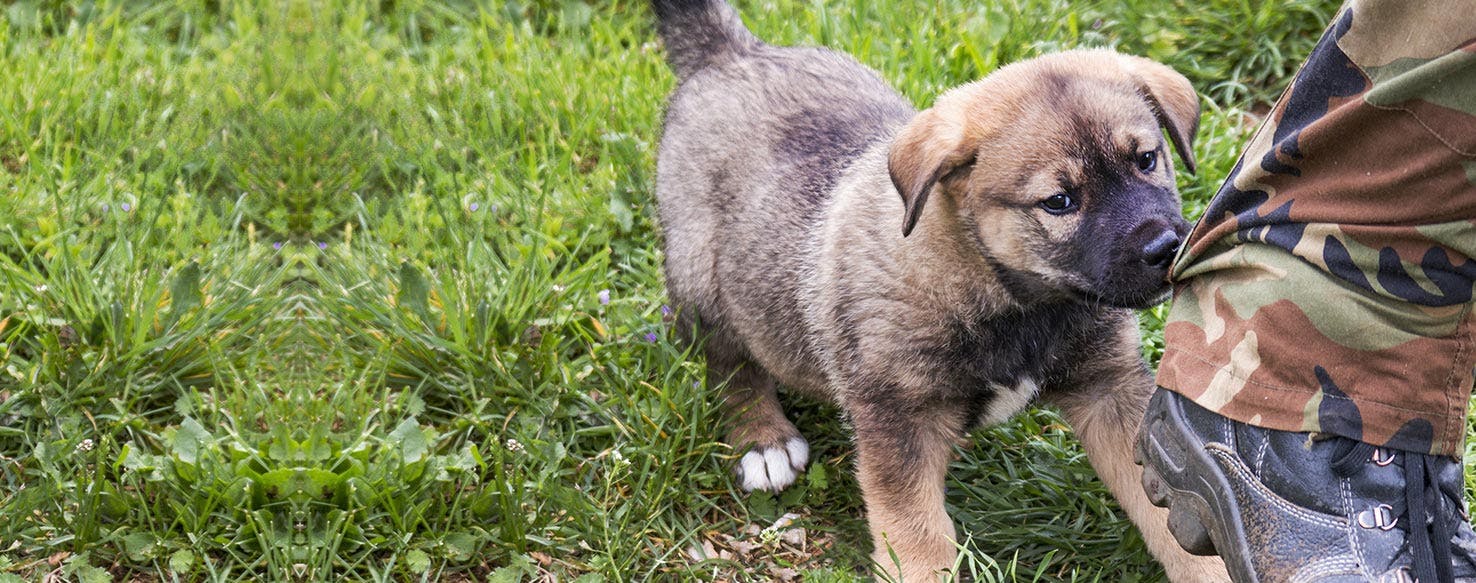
top-left (889, 50), bottom-right (1197, 309)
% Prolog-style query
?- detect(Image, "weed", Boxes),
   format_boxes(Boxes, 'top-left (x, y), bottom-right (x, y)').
top-left (0, 1), bottom-right (1385, 581)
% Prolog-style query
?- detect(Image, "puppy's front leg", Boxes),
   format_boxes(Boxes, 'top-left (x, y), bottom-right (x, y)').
top-left (852, 401), bottom-right (965, 582)
top-left (1044, 328), bottom-right (1231, 582)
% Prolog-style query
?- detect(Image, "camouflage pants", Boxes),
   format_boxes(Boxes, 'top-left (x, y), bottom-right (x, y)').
top-left (1155, 0), bottom-right (1476, 457)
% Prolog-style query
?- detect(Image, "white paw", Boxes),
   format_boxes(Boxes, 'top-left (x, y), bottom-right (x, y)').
top-left (737, 437), bottom-right (810, 492)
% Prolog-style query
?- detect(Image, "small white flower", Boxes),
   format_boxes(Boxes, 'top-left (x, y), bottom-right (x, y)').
top-left (76, 439), bottom-right (94, 452)
top-left (597, 289), bottom-right (611, 305)
top-left (505, 438), bottom-right (524, 453)
top-left (552, 284), bottom-right (566, 293)
top-left (34, 284), bottom-right (47, 293)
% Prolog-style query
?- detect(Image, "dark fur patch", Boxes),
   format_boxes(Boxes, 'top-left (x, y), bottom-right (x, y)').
top-left (935, 301), bottom-right (1104, 428)
top-left (706, 166), bottom-right (736, 216)
top-left (775, 102), bottom-right (912, 209)
top-left (653, 0), bottom-right (760, 80)
top-left (976, 243), bottom-right (1054, 302)
top-left (847, 301), bottom-right (1110, 431)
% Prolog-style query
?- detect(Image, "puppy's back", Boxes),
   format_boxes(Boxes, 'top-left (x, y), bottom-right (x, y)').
top-left (653, 0), bottom-right (913, 388)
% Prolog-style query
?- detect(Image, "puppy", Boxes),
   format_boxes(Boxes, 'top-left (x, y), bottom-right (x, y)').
top-left (651, 1), bottom-right (1231, 580)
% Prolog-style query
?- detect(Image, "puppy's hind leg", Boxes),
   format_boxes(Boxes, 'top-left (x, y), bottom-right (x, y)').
top-left (708, 353), bottom-right (809, 492)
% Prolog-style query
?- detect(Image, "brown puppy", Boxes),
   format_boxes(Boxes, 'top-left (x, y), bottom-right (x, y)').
top-left (652, 1), bottom-right (1231, 580)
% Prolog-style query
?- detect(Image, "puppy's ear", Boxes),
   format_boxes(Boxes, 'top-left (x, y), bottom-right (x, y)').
top-left (1118, 55), bottom-right (1200, 175)
top-left (888, 108), bottom-right (972, 237)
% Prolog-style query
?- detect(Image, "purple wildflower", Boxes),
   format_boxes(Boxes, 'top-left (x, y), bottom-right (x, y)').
top-left (101, 203), bottom-right (110, 212)
top-left (317, 241), bottom-right (328, 250)
top-left (121, 202), bottom-right (132, 212)
top-left (597, 289), bottom-right (610, 305)
top-left (469, 202), bottom-right (480, 211)
top-left (645, 332), bottom-right (658, 343)
top-left (661, 305), bottom-right (673, 318)
top-left (273, 242), bottom-right (283, 250)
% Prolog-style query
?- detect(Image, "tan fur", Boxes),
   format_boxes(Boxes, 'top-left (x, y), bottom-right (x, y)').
top-left (857, 411), bottom-right (965, 581)
top-left (1114, 55), bottom-right (1203, 174)
top-left (1041, 320), bottom-right (1232, 583)
top-left (655, 12), bottom-right (1230, 578)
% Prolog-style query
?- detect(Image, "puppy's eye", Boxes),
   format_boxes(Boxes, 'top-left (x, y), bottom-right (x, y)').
top-left (1039, 193), bottom-right (1077, 215)
top-left (1136, 150), bottom-right (1157, 173)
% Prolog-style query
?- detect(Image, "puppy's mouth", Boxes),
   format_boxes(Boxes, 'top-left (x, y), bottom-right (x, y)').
top-left (1072, 281), bottom-right (1173, 310)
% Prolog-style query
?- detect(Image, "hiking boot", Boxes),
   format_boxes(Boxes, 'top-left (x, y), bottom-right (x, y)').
top-left (1136, 388), bottom-right (1476, 582)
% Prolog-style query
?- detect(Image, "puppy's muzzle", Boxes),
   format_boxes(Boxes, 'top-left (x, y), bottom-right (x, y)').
top-left (1130, 216), bottom-right (1190, 275)
top-left (1142, 229), bottom-right (1182, 271)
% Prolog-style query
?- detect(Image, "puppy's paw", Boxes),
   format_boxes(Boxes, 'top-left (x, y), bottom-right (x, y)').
top-left (736, 437), bottom-right (809, 492)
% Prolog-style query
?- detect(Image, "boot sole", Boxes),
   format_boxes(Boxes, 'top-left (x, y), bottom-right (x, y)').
top-left (1136, 390), bottom-right (1259, 583)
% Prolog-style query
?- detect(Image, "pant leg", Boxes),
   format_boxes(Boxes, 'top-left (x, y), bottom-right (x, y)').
top-left (1156, 0), bottom-right (1476, 457)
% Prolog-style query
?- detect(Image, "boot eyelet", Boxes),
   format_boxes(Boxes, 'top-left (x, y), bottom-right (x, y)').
top-left (1358, 504), bottom-right (1398, 530)
top-left (1382, 566), bottom-right (1414, 583)
top-left (1371, 447), bottom-right (1396, 466)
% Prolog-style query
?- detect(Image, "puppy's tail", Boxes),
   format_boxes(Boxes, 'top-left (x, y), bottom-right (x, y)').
top-left (652, 0), bottom-right (758, 80)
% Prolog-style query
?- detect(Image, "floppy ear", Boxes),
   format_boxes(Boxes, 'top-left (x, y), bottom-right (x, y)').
top-left (888, 108), bottom-right (972, 237)
top-left (1117, 55), bottom-right (1200, 175)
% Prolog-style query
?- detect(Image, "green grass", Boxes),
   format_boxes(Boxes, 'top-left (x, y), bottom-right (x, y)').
top-left (0, 0), bottom-right (1411, 581)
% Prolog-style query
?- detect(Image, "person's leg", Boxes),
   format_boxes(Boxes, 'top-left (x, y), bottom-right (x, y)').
top-left (1138, 1), bottom-right (1476, 581)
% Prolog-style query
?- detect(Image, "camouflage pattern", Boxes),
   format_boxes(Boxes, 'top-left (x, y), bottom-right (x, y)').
top-left (1156, 0), bottom-right (1476, 457)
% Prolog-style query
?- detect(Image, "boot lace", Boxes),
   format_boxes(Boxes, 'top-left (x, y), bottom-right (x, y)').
top-left (1333, 441), bottom-right (1462, 583)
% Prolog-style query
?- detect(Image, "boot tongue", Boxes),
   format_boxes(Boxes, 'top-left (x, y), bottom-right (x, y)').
top-left (1246, 429), bottom-right (1385, 516)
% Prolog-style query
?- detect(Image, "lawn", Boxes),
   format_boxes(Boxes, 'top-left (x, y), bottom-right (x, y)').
top-left (0, 0), bottom-right (1419, 581)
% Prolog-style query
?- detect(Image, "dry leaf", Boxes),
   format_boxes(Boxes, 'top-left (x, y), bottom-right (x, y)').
top-left (728, 538), bottom-right (762, 555)
top-left (780, 527), bottom-right (806, 547)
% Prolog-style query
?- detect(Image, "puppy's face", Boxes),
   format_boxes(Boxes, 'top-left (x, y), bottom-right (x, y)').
top-left (957, 85), bottom-right (1192, 308)
top-left (890, 50), bottom-right (1199, 309)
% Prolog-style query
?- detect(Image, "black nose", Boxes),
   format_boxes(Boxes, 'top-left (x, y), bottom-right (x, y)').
top-left (1142, 230), bottom-right (1181, 269)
